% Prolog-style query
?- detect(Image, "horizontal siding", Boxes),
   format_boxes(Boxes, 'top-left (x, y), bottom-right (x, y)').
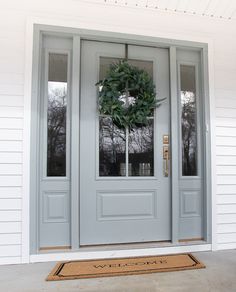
top-left (217, 242), bottom-right (236, 250)
top-left (217, 223), bottom-right (236, 234)
top-left (217, 156), bottom-right (236, 166)
top-left (0, 198), bottom-right (21, 210)
top-left (0, 11), bottom-right (24, 264)
top-left (0, 164), bottom-right (22, 175)
top-left (216, 146), bottom-right (236, 156)
top-left (217, 176), bottom-right (236, 185)
top-left (0, 245), bottom-right (21, 257)
top-left (218, 214), bottom-right (236, 224)
top-left (0, 95), bottom-right (24, 107)
top-left (0, 153), bottom-right (22, 164)
top-left (0, 233), bottom-right (21, 245)
top-left (0, 222), bottom-right (21, 234)
top-left (0, 72), bottom-right (24, 85)
top-left (0, 176), bottom-right (22, 187)
top-left (0, 141), bottom-right (22, 152)
top-left (0, 129), bottom-right (23, 140)
top-left (0, 84), bottom-right (24, 96)
top-left (217, 195), bottom-right (236, 204)
top-left (217, 233), bottom-right (236, 244)
top-left (216, 126), bottom-right (236, 137)
top-left (217, 184), bottom-right (236, 195)
top-left (0, 118), bottom-right (23, 129)
top-left (217, 165), bottom-right (236, 175)
top-left (0, 187), bottom-right (22, 198)
top-left (0, 211), bottom-right (21, 222)
top-left (217, 204), bottom-right (236, 214)
top-left (214, 32), bottom-right (236, 252)
top-left (0, 257), bottom-right (21, 265)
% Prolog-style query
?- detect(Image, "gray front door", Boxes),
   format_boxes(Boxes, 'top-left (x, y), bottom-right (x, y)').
top-left (80, 40), bottom-right (170, 245)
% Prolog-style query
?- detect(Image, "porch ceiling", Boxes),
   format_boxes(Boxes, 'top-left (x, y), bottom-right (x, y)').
top-left (79, 0), bottom-right (236, 20)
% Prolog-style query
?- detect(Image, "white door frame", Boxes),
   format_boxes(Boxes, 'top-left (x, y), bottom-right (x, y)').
top-left (24, 19), bottom-right (215, 263)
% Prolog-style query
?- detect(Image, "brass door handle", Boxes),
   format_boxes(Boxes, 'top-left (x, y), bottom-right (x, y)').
top-left (163, 146), bottom-right (169, 177)
top-left (164, 157), bottom-right (169, 177)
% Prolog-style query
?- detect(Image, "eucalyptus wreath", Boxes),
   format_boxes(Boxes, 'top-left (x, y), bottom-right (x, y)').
top-left (96, 61), bottom-right (163, 130)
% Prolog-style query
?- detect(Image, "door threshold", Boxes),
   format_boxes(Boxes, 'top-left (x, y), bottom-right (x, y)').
top-left (80, 240), bottom-right (207, 252)
top-left (38, 240), bottom-right (207, 254)
top-left (31, 242), bottom-right (212, 263)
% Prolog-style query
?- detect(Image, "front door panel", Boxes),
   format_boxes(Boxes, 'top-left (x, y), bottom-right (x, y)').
top-left (80, 41), bottom-right (170, 245)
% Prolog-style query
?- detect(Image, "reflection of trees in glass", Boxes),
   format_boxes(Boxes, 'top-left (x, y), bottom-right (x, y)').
top-left (47, 82), bottom-right (67, 176)
top-left (129, 120), bottom-right (154, 176)
top-left (181, 91), bottom-right (197, 176)
top-left (99, 117), bottom-right (125, 176)
top-left (99, 117), bottom-right (154, 176)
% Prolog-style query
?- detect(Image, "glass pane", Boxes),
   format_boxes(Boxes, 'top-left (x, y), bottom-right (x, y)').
top-left (98, 57), bottom-right (155, 177)
top-left (180, 65), bottom-right (197, 176)
top-left (99, 117), bottom-right (126, 176)
top-left (99, 57), bottom-right (122, 80)
top-left (128, 59), bottom-right (153, 78)
top-left (47, 53), bottom-right (68, 177)
top-left (128, 120), bottom-right (154, 176)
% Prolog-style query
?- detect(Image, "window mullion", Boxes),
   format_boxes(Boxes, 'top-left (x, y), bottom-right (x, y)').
top-left (125, 127), bottom-right (129, 177)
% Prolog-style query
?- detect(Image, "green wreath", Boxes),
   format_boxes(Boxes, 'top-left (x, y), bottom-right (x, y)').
top-left (96, 61), bottom-right (163, 130)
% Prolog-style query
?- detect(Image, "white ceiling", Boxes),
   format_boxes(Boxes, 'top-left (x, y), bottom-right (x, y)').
top-left (80, 0), bottom-right (236, 20)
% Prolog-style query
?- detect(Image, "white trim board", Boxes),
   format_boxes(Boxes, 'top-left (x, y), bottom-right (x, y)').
top-left (30, 244), bottom-right (212, 263)
top-left (23, 16), bottom-right (216, 263)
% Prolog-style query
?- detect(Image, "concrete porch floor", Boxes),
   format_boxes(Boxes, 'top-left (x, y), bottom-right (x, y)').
top-left (0, 250), bottom-right (235, 292)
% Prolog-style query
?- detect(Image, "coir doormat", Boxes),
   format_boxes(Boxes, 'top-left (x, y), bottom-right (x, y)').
top-left (46, 253), bottom-right (205, 281)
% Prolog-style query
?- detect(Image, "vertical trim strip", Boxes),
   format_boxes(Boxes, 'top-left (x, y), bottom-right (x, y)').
top-left (29, 26), bottom-right (42, 255)
top-left (170, 46), bottom-right (179, 243)
top-left (71, 36), bottom-right (81, 249)
top-left (23, 21), bottom-right (38, 262)
top-left (201, 46), bottom-right (213, 245)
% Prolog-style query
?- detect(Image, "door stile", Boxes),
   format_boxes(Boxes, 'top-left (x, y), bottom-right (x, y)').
top-left (71, 36), bottom-right (81, 249)
top-left (169, 46), bottom-right (179, 244)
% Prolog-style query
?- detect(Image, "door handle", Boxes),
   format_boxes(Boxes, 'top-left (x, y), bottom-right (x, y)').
top-left (163, 146), bottom-right (169, 177)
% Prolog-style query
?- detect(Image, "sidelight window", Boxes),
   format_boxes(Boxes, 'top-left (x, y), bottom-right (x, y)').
top-left (47, 53), bottom-right (68, 177)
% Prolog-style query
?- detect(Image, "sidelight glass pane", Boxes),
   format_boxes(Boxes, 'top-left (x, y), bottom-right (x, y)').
top-left (128, 120), bottom-right (154, 176)
top-left (47, 53), bottom-right (68, 177)
top-left (180, 65), bottom-right (197, 176)
top-left (99, 117), bottom-right (126, 176)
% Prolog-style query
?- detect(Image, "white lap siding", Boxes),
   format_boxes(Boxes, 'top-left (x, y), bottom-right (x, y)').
top-left (216, 96), bottom-right (236, 249)
top-left (0, 12), bottom-right (25, 264)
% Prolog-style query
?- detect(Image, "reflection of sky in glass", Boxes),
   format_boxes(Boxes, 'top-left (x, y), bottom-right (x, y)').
top-left (48, 82), bottom-right (67, 104)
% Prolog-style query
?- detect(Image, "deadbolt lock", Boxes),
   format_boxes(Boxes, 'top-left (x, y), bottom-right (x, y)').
top-left (163, 135), bottom-right (169, 144)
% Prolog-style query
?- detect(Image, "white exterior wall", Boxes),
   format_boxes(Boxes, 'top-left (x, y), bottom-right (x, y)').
top-left (0, 1), bottom-right (235, 265)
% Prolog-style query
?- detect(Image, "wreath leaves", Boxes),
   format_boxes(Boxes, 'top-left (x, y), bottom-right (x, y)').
top-left (96, 61), bottom-right (164, 130)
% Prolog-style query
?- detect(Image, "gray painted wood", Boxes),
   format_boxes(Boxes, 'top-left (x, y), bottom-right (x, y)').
top-left (30, 25), bottom-right (212, 252)
top-left (80, 40), bottom-right (171, 245)
top-left (70, 36), bottom-right (81, 249)
top-left (176, 49), bottom-right (204, 240)
top-left (39, 36), bottom-right (72, 248)
top-left (169, 46), bottom-right (179, 244)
